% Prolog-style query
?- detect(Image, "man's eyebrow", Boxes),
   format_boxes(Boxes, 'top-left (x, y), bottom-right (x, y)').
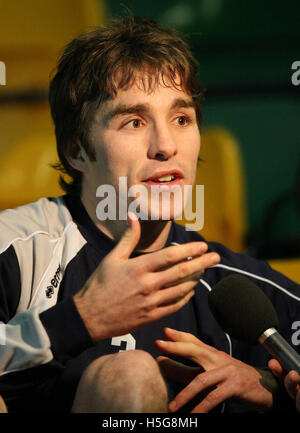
top-left (102, 97), bottom-right (196, 125)
top-left (170, 98), bottom-right (196, 110)
top-left (103, 103), bottom-right (150, 125)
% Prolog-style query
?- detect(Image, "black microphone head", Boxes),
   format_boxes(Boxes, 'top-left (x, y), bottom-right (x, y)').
top-left (208, 274), bottom-right (279, 344)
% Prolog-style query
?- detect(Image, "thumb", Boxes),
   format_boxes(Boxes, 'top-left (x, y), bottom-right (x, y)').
top-left (111, 211), bottom-right (141, 260)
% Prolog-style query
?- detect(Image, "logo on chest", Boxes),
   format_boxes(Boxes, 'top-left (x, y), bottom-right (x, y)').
top-left (45, 265), bottom-right (62, 298)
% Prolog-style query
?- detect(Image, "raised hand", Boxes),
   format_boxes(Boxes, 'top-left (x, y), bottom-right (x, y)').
top-left (74, 213), bottom-right (220, 341)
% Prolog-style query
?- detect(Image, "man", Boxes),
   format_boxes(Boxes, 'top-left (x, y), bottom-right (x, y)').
top-left (0, 16), bottom-right (299, 413)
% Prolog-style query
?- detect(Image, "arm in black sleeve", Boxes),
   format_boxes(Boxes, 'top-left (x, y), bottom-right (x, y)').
top-left (39, 297), bottom-right (93, 364)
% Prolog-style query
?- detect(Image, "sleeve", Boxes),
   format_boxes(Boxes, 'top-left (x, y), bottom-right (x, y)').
top-left (0, 246), bottom-right (20, 324)
top-left (0, 246), bottom-right (93, 375)
top-left (39, 297), bottom-right (93, 364)
top-left (0, 246), bottom-right (53, 375)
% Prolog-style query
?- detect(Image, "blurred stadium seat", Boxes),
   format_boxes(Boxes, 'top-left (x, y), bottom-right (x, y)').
top-left (0, 103), bottom-right (62, 209)
top-left (0, 0), bottom-right (105, 93)
top-left (176, 127), bottom-right (248, 253)
top-left (267, 258), bottom-right (300, 284)
top-left (0, 0), bottom-right (105, 208)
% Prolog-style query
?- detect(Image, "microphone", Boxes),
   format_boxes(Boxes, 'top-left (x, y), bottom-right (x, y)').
top-left (208, 274), bottom-right (300, 374)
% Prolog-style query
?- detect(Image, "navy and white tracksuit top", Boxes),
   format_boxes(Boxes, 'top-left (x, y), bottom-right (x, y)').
top-left (0, 194), bottom-right (299, 411)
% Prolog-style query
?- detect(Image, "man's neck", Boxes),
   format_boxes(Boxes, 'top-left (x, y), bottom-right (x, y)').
top-left (81, 194), bottom-right (172, 252)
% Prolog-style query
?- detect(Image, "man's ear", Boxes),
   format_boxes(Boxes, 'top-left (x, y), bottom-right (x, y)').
top-left (66, 147), bottom-right (89, 173)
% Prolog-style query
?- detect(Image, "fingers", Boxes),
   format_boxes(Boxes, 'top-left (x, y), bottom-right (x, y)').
top-left (268, 359), bottom-right (283, 377)
top-left (158, 252), bottom-right (220, 288)
top-left (140, 241), bottom-right (209, 272)
top-left (156, 285), bottom-right (196, 308)
top-left (126, 250), bottom-right (218, 319)
top-left (110, 212), bottom-right (141, 260)
top-left (284, 370), bottom-right (300, 400)
top-left (155, 336), bottom-right (217, 368)
top-left (152, 290), bottom-right (195, 321)
top-left (157, 356), bottom-right (203, 384)
top-left (151, 280), bottom-right (197, 308)
top-left (168, 368), bottom-right (226, 413)
top-left (162, 327), bottom-right (218, 352)
top-left (268, 361), bottom-right (300, 410)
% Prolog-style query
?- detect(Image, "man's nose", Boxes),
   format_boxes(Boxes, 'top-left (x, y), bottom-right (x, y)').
top-left (147, 124), bottom-right (178, 161)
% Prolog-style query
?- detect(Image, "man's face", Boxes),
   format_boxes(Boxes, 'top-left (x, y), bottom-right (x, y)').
top-left (82, 76), bottom-right (201, 222)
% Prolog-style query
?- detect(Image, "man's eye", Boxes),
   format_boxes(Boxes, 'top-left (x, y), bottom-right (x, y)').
top-left (176, 115), bottom-right (191, 126)
top-left (125, 119), bottom-right (142, 129)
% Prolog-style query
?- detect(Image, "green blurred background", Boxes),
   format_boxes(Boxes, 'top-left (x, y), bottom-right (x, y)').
top-left (108, 0), bottom-right (300, 254)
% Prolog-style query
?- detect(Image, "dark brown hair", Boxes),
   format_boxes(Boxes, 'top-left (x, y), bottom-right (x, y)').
top-left (49, 16), bottom-right (203, 195)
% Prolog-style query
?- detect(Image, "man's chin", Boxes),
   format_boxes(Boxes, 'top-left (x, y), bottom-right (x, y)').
top-left (129, 204), bottom-right (183, 222)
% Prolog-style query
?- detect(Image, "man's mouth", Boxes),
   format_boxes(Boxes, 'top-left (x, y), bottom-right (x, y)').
top-left (143, 170), bottom-right (183, 185)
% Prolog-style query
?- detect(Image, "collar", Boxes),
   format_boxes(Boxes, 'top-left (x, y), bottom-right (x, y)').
top-left (63, 194), bottom-right (176, 257)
